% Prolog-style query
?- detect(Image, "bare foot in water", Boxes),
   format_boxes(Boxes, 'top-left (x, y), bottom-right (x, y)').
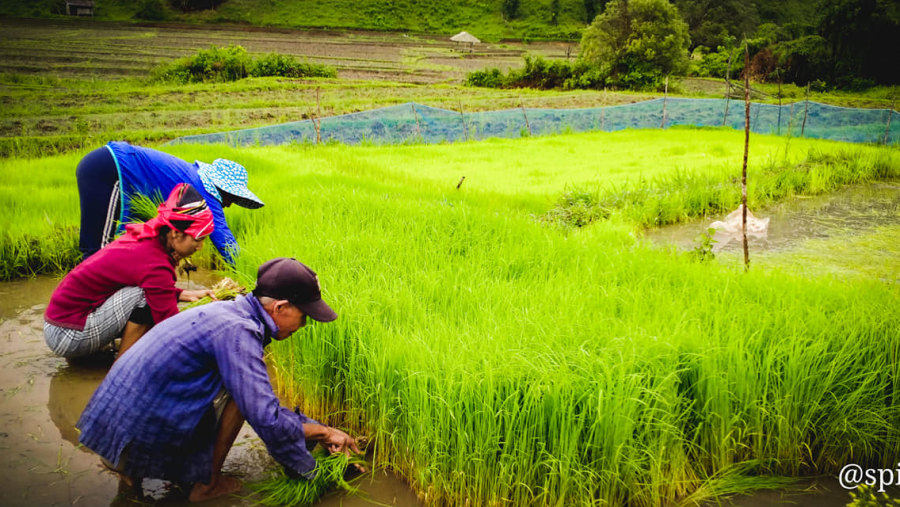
top-left (188, 475), bottom-right (242, 502)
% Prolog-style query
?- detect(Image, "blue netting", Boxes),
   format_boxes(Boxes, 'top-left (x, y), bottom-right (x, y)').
top-left (166, 98), bottom-right (900, 148)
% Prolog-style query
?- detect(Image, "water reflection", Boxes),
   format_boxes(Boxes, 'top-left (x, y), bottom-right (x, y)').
top-left (645, 182), bottom-right (900, 281)
top-left (47, 360), bottom-right (110, 450)
top-left (647, 182), bottom-right (900, 252)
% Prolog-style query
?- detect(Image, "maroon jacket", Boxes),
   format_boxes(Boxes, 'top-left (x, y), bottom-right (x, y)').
top-left (45, 237), bottom-right (183, 330)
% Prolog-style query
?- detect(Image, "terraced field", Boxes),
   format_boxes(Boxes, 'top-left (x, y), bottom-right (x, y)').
top-left (0, 17), bottom-right (574, 82)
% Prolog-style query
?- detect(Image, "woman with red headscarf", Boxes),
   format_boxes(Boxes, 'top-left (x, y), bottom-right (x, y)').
top-left (44, 183), bottom-right (217, 360)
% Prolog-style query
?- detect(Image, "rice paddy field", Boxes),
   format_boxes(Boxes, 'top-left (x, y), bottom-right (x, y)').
top-left (3, 14), bottom-right (900, 507)
top-left (2, 125), bottom-right (899, 505)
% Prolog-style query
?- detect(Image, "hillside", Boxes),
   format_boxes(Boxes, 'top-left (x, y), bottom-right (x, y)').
top-left (0, 0), bottom-right (819, 42)
top-left (0, 0), bottom-right (589, 41)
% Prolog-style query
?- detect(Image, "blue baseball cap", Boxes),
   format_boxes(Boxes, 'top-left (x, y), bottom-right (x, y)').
top-left (197, 158), bottom-right (265, 209)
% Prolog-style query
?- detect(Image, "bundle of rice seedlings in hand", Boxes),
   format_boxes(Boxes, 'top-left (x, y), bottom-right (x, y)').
top-left (250, 448), bottom-right (366, 507)
top-left (182, 277), bottom-right (247, 310)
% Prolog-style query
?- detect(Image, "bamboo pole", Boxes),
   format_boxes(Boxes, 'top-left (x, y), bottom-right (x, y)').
top-left (458, 100), bottom-right (469, 142)
top-left (776, 79), bottom-right (782, 135)
top-left (660, 75), bottom-right (669, 129)
top-left (314, 87), bottom-right (322, 144)
top-left (411, 103), bottom-right (422, 139)
top-left (788, 103), bottom-right (795, 136)
top-left (801, 82), bottom-right (810, 137)
top-left (883, 93), bottom-right (895, 145)
top-left (520, 98), bottom-right (531, 136)
top-left (741, 43), bottom-right (751, 271)
top-left (722, 48), bottom-right (734, 126)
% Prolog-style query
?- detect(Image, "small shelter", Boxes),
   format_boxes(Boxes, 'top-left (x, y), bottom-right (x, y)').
top-left (450, 31), bottom-right (481, 53)
top-left (66, 0), bottom-right (94, 16)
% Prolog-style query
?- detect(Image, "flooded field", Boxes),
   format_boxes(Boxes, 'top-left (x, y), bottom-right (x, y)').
top-left (644, 181), bottom-right (900, 281)
top-left (2, 263), bottom-right (894, 506)
top-left (0, 274), bottom-right (422, 507)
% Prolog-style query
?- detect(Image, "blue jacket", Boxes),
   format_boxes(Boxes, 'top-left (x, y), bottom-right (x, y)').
top-left (105, 141), bottom-right (238, 263)
top-left (76, 294), bottom-right (319, 483)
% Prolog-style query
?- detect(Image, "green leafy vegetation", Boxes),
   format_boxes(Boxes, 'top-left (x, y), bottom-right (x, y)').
top-left (152, 45), bottom-right (337, 84)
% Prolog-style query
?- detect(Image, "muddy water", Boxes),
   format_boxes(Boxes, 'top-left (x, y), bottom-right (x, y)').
top-left (0, 275), bottom-right (422, 507)
top-left (644, 182), bottom-right (900, 280)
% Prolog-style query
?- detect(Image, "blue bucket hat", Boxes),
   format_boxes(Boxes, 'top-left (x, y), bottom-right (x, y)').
top-left (197, 159), bottom-right (265, 209)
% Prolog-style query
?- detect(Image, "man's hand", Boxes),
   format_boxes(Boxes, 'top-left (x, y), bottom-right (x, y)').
top-left (322, 427), bottom-right (362, 455)
top-left (321, 426), bottom-right (368, 472)
top-left (178, 289), bottom-right (217, 302)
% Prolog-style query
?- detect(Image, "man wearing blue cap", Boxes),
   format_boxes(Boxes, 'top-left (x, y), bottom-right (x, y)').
top-left (74, 141), bottom-right (265, 264)
top-left (77, 258), bottom-right (364, 502)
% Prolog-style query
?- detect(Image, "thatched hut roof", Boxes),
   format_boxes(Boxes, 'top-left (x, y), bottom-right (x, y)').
top-left (450, 31), bottom-right (481, 44)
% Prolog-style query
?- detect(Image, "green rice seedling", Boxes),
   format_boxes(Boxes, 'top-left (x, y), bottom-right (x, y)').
top-left (2, 130), bottom-right (899, 505)
top-left (180, 277), bottom-right (246, 310)
top-left (249, 448), bottom-right (365, 507)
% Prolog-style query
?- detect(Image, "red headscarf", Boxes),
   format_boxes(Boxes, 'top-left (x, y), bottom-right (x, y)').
top-left (120, 183), bottom-right (214, 243)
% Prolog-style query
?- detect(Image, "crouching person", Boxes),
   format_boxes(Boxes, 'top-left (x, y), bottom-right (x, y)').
top-left (76, 258), bottom-right (364, 502)
top-left (44, 183), bottom-right (216, 360)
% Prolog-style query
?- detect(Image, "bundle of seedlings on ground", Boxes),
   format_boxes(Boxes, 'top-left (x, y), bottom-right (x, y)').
top-left (249, 448), bottom-right (366, 507)
top-left (181, 277), bottom-right (246, 310)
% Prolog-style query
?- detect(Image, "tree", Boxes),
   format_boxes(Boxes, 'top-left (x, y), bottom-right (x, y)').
top-left (673, 0), bottom-right (758, 50)
top-left (502, 0), bottom-right (519, 20)
top-left (583, 0), bottom-right (608, 24)
top-left (818, 0), bottom-right (900, 86)
top-left (580, 0), bottom-right (691, 89)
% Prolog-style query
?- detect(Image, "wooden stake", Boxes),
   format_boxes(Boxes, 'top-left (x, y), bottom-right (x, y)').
top-left (722, 48), bottom-right (734, 126)
top-left (458, 100), bottom-right (469, 141)
top-left (883, 92), bottom-right (895, 145)
top-left (314, 87), bottom-right (322, 144)
top-left (660, 75), bottom-right (669, 129)
top-left (776, 79), bottom-right (783, 135)
top-left (310, 110), bottom-right (321, 145)
top-left (520, 98), bottom-right (531, 136)
top-left (801, 82), bottom-right (810, 137)
top-left (788, 102), bottom-right (795, 136)
top-left (411, 103), bottom-right (422, 139)
top-left (741, 43), bottom-right (751, 272)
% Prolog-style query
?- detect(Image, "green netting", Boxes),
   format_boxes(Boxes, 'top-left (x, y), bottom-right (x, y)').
top-left (166, 98), bottom-right (900, 148)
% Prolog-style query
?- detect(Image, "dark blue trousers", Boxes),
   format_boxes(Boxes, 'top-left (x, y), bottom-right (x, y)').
top-left (75, 146), bottom-right (120, 261)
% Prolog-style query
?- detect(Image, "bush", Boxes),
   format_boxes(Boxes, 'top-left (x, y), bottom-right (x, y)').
top-left (465, 68), bottom-right (506, 88)
top-left (466, 56), bottom-right (604, 91)
top-left (135, 0), bottom-right (168, 21)
top-left (250, 53), bottom-right (337, 79)
top-left (154, 45), bottom-right (250, 83)
top-left (691, 44), bottom-right (744, 79)
top-left (154, 47), bottom-right (336, 83)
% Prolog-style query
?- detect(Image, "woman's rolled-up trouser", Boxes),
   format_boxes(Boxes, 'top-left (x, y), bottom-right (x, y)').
top-left (44, 287), bottom-right (148, 359)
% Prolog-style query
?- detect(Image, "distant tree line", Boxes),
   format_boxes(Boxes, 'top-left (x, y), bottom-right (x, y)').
top-left (471, 0), bottom-right (898, 91)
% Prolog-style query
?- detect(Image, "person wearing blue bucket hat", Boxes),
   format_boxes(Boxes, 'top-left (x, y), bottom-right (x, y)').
top-left (74, 141), bottom-right (264, 264)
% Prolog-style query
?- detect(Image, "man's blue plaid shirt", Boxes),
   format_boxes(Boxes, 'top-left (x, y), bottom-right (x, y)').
top-left (77, 294), bottom-right (318, 483)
